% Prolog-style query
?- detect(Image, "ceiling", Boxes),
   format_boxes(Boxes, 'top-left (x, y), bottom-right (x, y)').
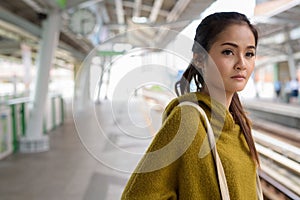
top-left (0, 0), bottom-right (299, 70)
top-left (253, 0), bottom-right (300, 68)
top-left (0, 0), bottom-right (213, 68)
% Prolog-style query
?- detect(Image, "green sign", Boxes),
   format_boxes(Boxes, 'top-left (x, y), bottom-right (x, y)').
top-left (56, 0), bottom-right (67, 9)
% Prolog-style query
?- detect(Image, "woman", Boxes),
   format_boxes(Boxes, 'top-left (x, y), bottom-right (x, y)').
top-left (122, 12), bottom-right (261, 199)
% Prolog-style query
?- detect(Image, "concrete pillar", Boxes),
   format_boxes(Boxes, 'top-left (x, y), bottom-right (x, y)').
top-left (21, 43), bottom-right (32, 95)
top-left (20, 9), bottom-right (61, 153)
top-left (285, 29), bottom-right (297, 80)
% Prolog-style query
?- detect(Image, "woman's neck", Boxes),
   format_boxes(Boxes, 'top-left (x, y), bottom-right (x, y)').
top-left (202, 87), bottom-right (233, 109)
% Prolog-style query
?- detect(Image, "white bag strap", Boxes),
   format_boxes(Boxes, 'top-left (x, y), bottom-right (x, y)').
top-left (179, 102), bottom-right (230, 199)
top-left (179, 102), bottom-right (264, 200)
top-left (256, 171), bottom-right (264, 200)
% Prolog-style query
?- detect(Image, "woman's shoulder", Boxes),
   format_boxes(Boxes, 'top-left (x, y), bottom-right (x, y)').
top-left (163, 97), bottom-right (201, 124)
top-left (162, 92), bottom-right (211, 123)
top-left (149, 96), bottom-right (207, 156)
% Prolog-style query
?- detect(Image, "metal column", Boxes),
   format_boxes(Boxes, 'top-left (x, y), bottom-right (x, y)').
top-left (20, 9), bottom-right (61, 153)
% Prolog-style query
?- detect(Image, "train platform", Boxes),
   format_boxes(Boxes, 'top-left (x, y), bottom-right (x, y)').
top-left (0, 95), bottom-right (299, 200)
top-left (242, 97), bottom-right (300, 116)
top-left (242, 97), bottom-right (300, 130)
top-left (0, 98), bottom-right (159, 200)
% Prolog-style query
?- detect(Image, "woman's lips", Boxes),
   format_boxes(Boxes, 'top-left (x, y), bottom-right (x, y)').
top-left (231, 75), bottom-right (246, 81)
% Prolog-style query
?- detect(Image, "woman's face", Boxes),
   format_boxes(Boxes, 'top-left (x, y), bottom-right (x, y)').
top-left (205, 24), bottom-right (256, 97)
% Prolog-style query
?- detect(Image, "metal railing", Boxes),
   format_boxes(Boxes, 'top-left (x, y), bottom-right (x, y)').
top-left (0, 94), bottom-right (64, 157)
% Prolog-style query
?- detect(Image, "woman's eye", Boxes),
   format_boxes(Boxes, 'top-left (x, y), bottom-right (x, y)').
top-left (222, 50), bottom-right (233, 55)
top-left (246, 52), bottom-right (255, 58)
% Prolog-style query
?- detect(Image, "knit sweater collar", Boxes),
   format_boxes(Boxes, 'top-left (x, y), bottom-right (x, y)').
top-left (163, 92), bottom-right (235, 132)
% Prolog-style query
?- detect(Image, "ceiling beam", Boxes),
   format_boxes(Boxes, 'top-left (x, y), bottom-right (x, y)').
top-left (254, 13), bottom-right (300, 25)
top-left (149, 0), bottom-right (164, 23)
top-left (0, 6), bottom-right (41, 38)
top-left (22, 0), bottom-right (47, 13)
top-left (259, 26), bottom-right (300, 45)
top-left (153, 0), bottom-right (191, 46)
top-left (133, 0), bottom-right (142, 17)
top-left (0, 5), bottom-right (87, 62)
top-left (97, 2), bottom-right (110, 24)
top-left (255, 0), bottom-right (300, 18)
top-left (115, 0), bottom-right (125, 24)
top-left (122, 1), bottom-right (169, 17)
top-left (167, 0), bottom-right (191, 22)
top-left (273, 16), bottom-right (300, 24)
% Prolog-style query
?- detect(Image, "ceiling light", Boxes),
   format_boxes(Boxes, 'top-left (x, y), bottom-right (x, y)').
top-left (132, 17), bottom-right (148, 24)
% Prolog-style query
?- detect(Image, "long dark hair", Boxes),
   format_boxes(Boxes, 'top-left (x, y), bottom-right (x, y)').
top-left (175, 12), bottom-right (260, 165)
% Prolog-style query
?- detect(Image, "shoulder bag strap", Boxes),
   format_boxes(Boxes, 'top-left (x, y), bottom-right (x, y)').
top-left (256, 171), bottom-right (264, 200)
top-left (179, 102), bottom-right (264, 200)
top-left (179, 102), bottom-right (230, 200)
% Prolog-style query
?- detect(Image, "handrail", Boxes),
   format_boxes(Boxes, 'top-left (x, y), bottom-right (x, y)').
top-left (5, 97), bottom-right (31, 106)
top-left (0, 94), bottom-right (65, 154)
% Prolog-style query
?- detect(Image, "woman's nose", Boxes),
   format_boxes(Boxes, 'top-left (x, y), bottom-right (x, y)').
top-left (234, 55), bottom-right (246, 70)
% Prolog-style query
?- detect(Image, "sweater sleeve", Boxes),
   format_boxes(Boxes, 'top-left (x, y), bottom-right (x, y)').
top-left (121, 105), bottom-right (201, 200)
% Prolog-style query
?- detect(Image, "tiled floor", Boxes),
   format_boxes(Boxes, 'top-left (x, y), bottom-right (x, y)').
top-left (0, 98), bottom-right (162, 200)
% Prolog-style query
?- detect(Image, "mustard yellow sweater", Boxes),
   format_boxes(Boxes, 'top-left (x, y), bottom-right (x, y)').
top-left (121, 92), bottom-right (258, 199)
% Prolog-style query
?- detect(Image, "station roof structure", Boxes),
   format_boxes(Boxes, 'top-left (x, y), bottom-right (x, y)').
top-left (0, 0), bottom-right (213, 68)
top-left (254, 0), bottom-right (300, 68)
top-left (0, 0), bottom-right (299, 69)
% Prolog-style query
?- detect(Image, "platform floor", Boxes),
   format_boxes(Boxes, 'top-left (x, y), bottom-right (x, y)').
top-left (0, 96), bottom-right (299, 200)
top-left (0, 98), bottom-right (162, 200)
top-left (242, 97), bottom-right (300, 117)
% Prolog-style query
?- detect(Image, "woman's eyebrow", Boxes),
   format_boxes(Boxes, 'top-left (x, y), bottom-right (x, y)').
top-left (221, 42), bottom-right (238, 48)
top-left (221, 42), bottom-right (256, 49)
